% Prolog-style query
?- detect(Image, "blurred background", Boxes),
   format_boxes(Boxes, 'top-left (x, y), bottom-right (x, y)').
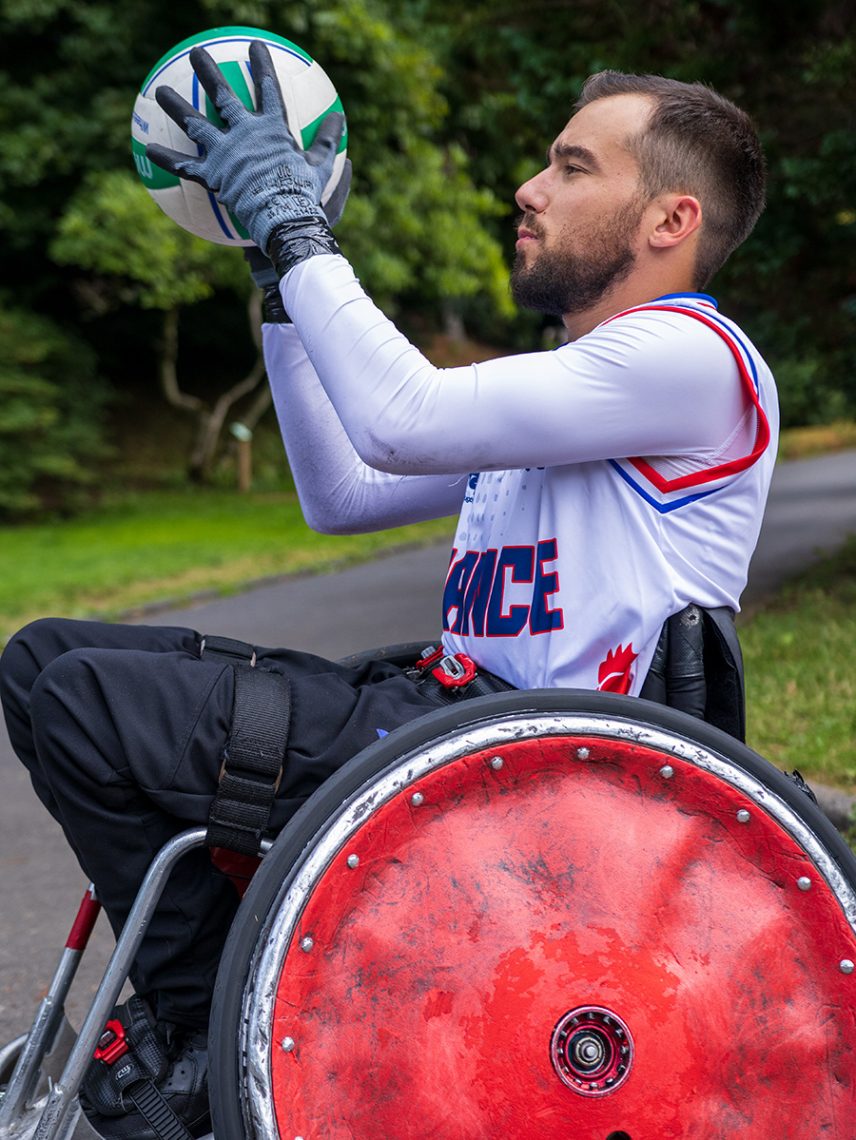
top-left (1, 0), bottom-right (853, 518)
top-left (0, 2), bottom-right (854, 1040)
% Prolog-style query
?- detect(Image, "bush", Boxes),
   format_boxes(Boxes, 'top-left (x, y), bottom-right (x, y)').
top-left (774, 354), bottom-right (853, 429)
top-left (0, 306), bottom-right (112, 519)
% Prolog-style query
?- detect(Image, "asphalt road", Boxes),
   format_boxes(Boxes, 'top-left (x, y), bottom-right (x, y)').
top-left (1, 448), bottom-right (854, 1047)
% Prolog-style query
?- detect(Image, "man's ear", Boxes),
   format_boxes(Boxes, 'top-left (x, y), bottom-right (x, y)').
top-left (649, 194), bottom-right (702, 249)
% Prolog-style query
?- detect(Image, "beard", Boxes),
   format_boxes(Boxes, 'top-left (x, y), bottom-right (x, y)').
top-left (510, 198), bottom-right (644, 317)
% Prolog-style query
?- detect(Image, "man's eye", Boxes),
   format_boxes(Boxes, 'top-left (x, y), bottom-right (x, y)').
top-left (565, 164), bottom-right (584, 175)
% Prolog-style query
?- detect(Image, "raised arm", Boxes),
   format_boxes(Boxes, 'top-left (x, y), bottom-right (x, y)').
top-left (148, 42), bottom-right (758, 481)
top-left (264, 322), bottom-right (466, 534)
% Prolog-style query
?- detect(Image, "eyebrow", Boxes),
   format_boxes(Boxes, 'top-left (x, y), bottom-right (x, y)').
top-left (547, 141), bottom-right (601, 171)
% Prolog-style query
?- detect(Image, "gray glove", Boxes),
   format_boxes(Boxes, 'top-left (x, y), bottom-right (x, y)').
top-left (147, 41), bottom-right (346, 274)
top-left (242, 153), bottom-right (352, 288)
top-left (243, 145), bottom-right (351, 320)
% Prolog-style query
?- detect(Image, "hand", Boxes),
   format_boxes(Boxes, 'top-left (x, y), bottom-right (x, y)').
top-left (147, 41), bottom-right (346, 259)
top-left (241, 156), bottom-right (352, 288)
top-left (242, 144), bottom-right (350, 319)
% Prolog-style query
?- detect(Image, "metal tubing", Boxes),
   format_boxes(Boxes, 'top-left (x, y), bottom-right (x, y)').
top-left (1, 883), bottom-right (100, 1132)
top-left (0, 948), bottom-right (83, 1129)
top-left (33, 828), bottom-right (209, 1140)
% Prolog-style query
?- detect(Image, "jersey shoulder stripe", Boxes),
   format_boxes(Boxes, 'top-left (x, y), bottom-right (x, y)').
top-left (604, 302), bottom-right (771, 512)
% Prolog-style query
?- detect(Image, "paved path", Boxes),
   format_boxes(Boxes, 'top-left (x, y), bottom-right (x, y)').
top-left (1, 449), bottom-right (854, 1045)
top-left (744, 449), bottom-right (856, 603)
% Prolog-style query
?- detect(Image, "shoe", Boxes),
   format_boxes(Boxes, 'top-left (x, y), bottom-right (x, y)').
top-left (79, 995), bottom-right (210, 1139)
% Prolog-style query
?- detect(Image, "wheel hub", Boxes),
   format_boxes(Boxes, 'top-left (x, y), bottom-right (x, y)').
top-left (551, 1006), bottom-right (634, 1096)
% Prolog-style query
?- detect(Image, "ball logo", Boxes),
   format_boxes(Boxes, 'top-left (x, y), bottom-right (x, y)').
top-left (133, 152), bottom-right (153, 180)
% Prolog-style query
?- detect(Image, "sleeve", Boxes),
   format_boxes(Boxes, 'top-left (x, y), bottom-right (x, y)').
top-left (281, 255), bottom-right (751, 475)
top-left (263, 322), bottom-right (466, 535)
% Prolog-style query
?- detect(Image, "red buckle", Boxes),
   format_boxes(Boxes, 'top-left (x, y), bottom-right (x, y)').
top-left (413, 646), bottom-right (445, 671)
top-left (430, 653), bottom-right (477, 689)
top-left (94, 1018), bottom-right (129, 1065)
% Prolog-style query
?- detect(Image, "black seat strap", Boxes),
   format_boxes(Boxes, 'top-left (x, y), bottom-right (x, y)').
top-left (201, 635), bottom-right (291, 856)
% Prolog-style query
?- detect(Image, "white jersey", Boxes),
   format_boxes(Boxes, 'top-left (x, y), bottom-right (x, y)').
top-left (265, 256), bottom-right (779, 695)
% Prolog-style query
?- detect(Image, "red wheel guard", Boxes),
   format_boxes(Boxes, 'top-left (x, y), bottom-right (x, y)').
top-left (264, 736), bottom-right (855, 1138)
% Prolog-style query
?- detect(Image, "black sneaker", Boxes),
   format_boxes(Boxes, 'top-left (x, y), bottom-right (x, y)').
top-left (79, 996), bottom-right (210, 1140)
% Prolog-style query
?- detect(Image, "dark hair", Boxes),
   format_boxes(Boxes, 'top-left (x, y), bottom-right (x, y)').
top-left (576, 72), bottom-right (766, 288)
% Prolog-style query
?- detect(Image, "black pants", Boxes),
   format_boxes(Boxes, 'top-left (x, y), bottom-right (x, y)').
top-left (0, 618), bottom-right (448, 1029)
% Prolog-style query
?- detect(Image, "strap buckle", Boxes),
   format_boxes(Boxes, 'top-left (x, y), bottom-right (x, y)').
top-left (200, 635), bottom-right (257, 667)
top-left (94, 1019), bottom-right (129, 1066)
top-left (430, 653), bottom-right (478, 689)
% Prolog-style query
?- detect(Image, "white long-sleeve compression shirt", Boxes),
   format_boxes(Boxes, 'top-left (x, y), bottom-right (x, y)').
top-left (264, 322), bottom-right (466, 534)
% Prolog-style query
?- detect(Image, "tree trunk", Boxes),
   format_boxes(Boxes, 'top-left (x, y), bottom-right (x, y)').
top-left (157, 298), bottom-right (270, 483)
top-left (158, 308), bottom-right (202, 414)
top-left (187, 291), bottom-right (267, 481)
top-left (242, 381), bottom-right (272, 432)
top-left (188, 361), bottom-right (265, 480)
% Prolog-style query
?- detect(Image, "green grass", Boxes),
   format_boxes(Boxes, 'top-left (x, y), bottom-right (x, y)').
top-left (741, 535), bottom-right (856, 790)
top-left (0, 487), bottom-right (454, 643)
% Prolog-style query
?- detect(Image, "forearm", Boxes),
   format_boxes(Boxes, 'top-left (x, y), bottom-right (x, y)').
top-left (264, 323), bottom-right (465, 533)
top-left (281, 256), bottom-right (751, 474)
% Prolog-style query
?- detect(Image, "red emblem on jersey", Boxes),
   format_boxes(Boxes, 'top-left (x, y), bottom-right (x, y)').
top-left (597, 643), bottom-right (637, 694)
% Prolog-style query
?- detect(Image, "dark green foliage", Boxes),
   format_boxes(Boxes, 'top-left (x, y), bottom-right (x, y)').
top-left (395, 0), bottom-right (856, 416)
top-left (0, 306), bottom-right (111, 518)
top-left (0, 0), bottom-right (853, 514)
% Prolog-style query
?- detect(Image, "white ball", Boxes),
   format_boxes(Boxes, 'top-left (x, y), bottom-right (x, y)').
top-left (131, 26), bottom-right (347, 246)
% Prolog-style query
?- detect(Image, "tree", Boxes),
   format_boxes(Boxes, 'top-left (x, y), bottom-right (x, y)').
top-left (0, 305), bottom-right (111, 518)
top-left (400, 0), bottom-right (856, 409)
top-left (1, 0), bottom-right (513, 331)
top-left (1, 0), bottom-right (854, 498)
top-left (51, 170), bottom-right (265, 480)
top-left (337, 139), bottom-right (514, 332)
top-left (200, 0), bottom-right (514, 330)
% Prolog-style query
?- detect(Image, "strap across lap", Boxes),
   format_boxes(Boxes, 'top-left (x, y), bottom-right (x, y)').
top-left (201, 635), bottom-right (292, 856)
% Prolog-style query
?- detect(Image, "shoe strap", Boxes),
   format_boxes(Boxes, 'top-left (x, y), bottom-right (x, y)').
top-left (125, 1077), bottom-right (195, 1140)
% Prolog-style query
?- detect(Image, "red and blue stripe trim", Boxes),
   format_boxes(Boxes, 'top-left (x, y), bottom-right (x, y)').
top-left (605, 303), bottom-right (770, 514)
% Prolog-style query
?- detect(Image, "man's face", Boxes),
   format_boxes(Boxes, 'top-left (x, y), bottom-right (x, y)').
top-left (511, 94), bottom-right (653, 318)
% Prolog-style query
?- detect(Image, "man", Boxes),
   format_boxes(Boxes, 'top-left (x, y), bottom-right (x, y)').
top-left (0, 50), bottom-right (776, 1140)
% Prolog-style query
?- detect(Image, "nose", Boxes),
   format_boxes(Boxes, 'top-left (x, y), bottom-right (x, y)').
top-left (515, 168), bottom-right (549, 214)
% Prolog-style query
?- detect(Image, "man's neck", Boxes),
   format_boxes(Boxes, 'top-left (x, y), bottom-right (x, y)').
top-left (562, 273), bottom-right (698, 340)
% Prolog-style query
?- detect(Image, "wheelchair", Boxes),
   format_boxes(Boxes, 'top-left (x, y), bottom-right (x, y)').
top-left (1, 643), bottom-right (855, 1140)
